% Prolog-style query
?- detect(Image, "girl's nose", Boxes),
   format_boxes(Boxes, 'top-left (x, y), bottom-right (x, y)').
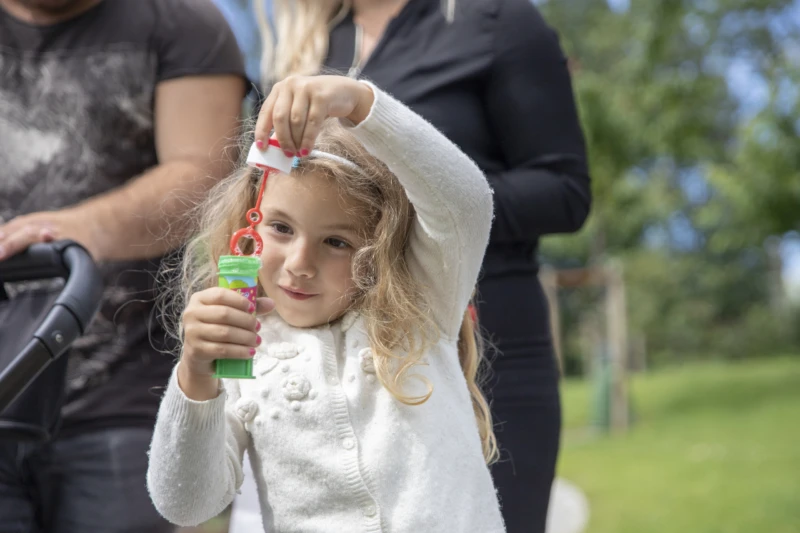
top-left (285, 239), bottom-right (316, 278)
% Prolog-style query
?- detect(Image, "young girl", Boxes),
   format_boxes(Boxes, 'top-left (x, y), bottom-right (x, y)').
top-left (146, 75), bottom-right (505, 532)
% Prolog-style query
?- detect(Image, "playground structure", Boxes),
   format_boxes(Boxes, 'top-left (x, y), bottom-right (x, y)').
top-left (539, 260), bottom-right (631, 432)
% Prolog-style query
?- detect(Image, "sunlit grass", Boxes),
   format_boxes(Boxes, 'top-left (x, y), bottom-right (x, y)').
top-left (558, 356), bottom-right (800, 533)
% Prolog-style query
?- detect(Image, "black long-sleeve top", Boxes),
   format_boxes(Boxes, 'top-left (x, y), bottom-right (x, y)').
top-left (325, 0), bottom-right (591, 360)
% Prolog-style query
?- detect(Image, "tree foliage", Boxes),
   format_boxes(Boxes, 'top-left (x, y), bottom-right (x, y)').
top-left (535, 0), bottom-right (800, 368)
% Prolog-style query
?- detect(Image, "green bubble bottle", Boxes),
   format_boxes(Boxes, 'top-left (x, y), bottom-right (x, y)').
top-left (215, 137), bottom-right (293, 378)
top-left (213, 255), bottom-right (262, 379)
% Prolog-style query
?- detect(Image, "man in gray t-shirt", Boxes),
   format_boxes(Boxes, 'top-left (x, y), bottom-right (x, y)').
top-left (0, 0), bottom-right (246, 530)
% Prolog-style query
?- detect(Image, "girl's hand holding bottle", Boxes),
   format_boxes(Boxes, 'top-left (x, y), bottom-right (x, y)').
top-left (254, 75), bottom-right (375, 157)
top-left (178, 288), bottom-right (274, 401)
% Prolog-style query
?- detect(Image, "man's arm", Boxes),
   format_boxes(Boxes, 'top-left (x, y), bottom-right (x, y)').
top-left (0, 74), bottom-right (246, 262)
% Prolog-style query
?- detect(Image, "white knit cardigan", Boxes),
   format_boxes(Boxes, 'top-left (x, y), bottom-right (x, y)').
top-left (146, 82), bottom-right (505, 533)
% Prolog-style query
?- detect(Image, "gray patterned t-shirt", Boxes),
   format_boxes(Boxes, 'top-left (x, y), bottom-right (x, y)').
top-left (0, 0), bottom-right (245, 433)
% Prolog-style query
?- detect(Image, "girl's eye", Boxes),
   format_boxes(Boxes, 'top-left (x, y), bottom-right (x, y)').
top-left (270, 223), bottom-right (291, 235)
top-left (326, 237), bottom-right (351, 249)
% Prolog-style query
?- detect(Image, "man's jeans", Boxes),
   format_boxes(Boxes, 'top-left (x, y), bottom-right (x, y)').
top-left (0, 427), bottom-right (174, 533)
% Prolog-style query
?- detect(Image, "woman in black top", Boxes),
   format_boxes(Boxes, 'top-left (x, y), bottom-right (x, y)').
top-left (253, 0), bottom-right (591, 530)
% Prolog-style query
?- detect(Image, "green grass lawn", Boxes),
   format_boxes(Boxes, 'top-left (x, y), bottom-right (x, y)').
top-left (558, 356), bottom-right (800, 533)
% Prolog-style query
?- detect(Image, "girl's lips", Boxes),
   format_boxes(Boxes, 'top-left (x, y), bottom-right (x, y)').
top-left (280, 287), bottom-right (316, 301)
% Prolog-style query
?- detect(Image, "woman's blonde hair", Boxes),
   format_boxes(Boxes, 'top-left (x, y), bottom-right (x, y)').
top-left (256, 0), bottom-right (457, 87)
top-left (256, 0), bottom-right (346, 87)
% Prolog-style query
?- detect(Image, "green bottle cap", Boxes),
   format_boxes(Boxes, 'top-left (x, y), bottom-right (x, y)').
top-left (218, 255), bottom-right (262, 276)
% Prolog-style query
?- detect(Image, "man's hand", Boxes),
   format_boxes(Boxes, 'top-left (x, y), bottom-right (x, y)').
top-left (0, 208), bottom-right (102, 261)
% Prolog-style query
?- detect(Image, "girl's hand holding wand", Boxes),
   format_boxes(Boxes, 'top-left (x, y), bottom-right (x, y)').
top-left (254, 75), bottom-right (375, 158)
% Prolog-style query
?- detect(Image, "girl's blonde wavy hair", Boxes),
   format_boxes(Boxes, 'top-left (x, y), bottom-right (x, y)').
top-left (183, 0), bottom-right (491, 462)
top-left (166, 119), bottom-right (496, 464)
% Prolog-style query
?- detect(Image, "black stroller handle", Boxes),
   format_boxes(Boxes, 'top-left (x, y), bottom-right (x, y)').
top-left (0, 240), bottom-right (103, 417)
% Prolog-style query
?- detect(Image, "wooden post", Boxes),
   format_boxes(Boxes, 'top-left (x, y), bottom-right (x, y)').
top-left (631, 333), bottom-right (648, 373)
top-left (539, 265), bottom-right (563, 376)
top-left (578, 314), bottom-right (596, 377)
top-left (605, 260), bottom-right (629, 431)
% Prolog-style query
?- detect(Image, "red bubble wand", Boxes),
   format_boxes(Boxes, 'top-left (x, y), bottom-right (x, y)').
top-left (213, 140), bottom-right (295, 379)
top-left (229, 139), bottom-right (295, 256)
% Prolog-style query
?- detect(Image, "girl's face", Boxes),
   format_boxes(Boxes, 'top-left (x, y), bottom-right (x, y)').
top-left (257, 172), bottom-right (364, 328)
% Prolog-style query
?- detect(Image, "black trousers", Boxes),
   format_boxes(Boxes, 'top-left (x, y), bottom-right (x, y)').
top-left (0, 427), bottom-right (174, 533)
top-left (489, 351), bottom-right (562, 533)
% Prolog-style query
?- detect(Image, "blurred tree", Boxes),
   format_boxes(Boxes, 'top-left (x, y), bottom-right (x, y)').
top-left (535, 0), bottom-right (800, 369)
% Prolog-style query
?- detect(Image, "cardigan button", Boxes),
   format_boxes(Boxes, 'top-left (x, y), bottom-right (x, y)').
top-left (328, 376), bottom-right (339, 386)
top-left (342, 438), bottom-right (355, 450)
top-left (363, 505), bottom-right (377, 518)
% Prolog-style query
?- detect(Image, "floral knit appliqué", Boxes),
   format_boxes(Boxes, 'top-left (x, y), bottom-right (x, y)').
top-left (359, 348), bottom-right (376, 374)
top-left (282, 374), bottom-right (311, 401)
top-left (268, 342), bottom-right (302, 360)
top-left (234, 398), bottom-right (259, 423)
top-left (255, 354), bottom-right (279, 376)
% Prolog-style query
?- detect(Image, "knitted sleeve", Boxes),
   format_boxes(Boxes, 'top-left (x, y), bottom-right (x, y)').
top-left (346, 82), bottom-right (493, 338)
top-left (146, 369), bottom-right (249, 526)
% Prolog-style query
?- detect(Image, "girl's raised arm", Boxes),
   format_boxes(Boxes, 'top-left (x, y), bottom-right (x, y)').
top-left (345, 82), bottom-right (493, 339)
top-left (253, 75), bottom-right (493, 339)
